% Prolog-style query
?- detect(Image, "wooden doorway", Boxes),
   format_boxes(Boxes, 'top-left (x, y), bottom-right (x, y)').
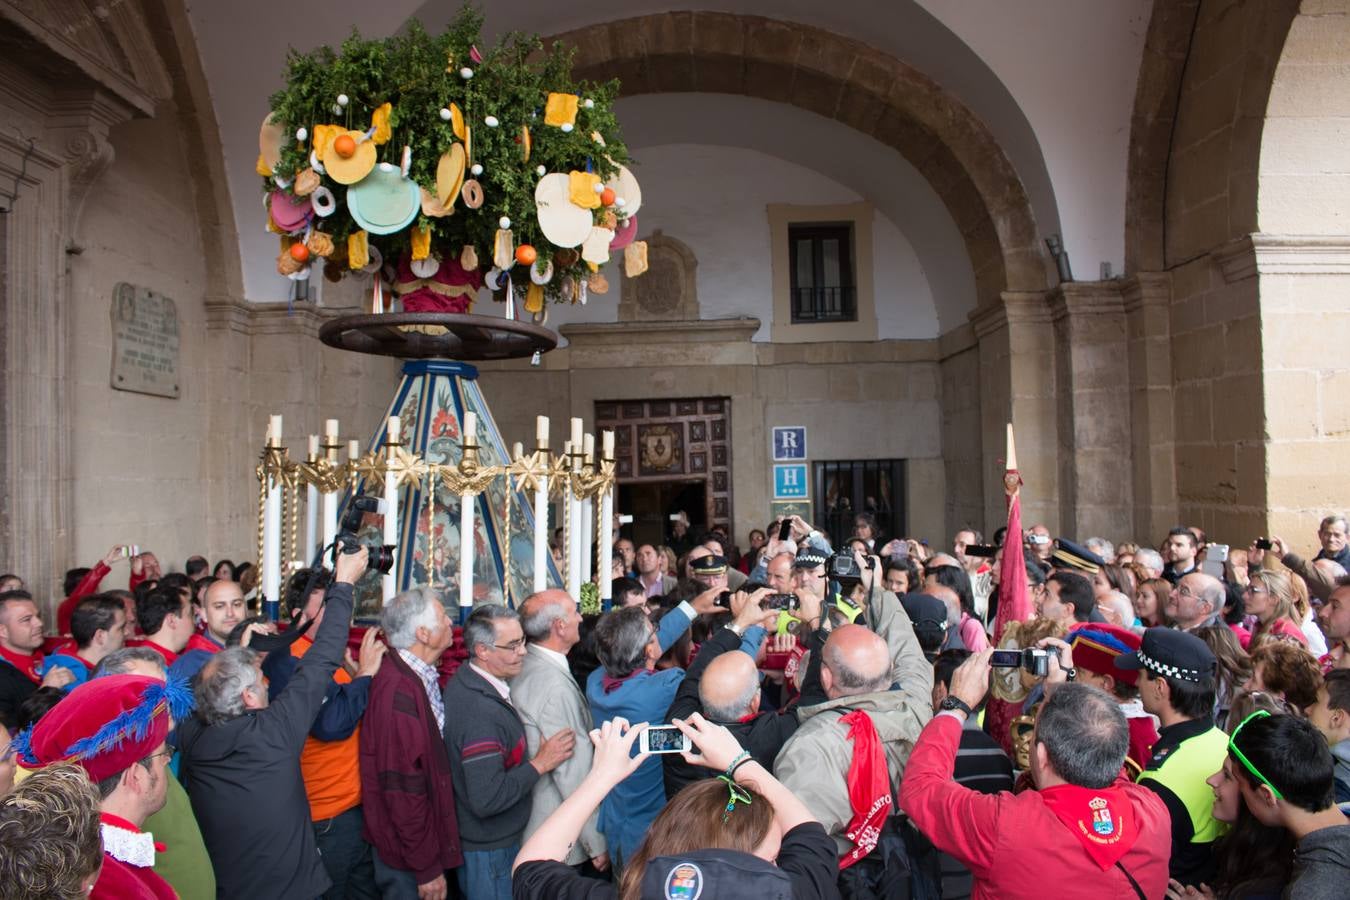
top-left (595, 397), bottom-right (733, 542)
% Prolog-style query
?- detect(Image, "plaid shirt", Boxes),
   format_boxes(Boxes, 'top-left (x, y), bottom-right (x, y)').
top-left (398, 648), bottom-right (445, 731)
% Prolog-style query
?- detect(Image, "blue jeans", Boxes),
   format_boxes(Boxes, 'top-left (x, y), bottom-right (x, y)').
top-left (371, 848), bottom-right (422, 900)
top-left (456, 845), bottom-right (517, 900)
top-left (313, 805), bottom-right (379, 899)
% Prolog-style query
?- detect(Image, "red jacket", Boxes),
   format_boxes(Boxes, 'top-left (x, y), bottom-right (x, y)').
top-left (91, 853), bottom-right (176, 900)
top-left (900, 713), bottom-right (1171, 899)
top-left (359, 651), bottom-right (462, 882)
top-left (56, 562), bottom-right (146, 634)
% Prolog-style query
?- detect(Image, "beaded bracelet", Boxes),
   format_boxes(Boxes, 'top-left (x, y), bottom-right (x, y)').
top-left (724, 751), bottom-right (751, 779)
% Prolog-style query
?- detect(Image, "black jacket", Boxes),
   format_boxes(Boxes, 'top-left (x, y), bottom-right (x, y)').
top-left (0, 661), bottom-right (37, 728)
top-left (178, 582), bottom-right (353, 900)
top-left (662, 625), bottom-right (825, 798)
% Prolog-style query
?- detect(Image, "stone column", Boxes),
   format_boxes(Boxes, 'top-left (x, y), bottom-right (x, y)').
top-left (1123, 273), bottom-right (1177, 541)
top-left (971, 292), bottom-right (1059, 534)
top-left (1050, 282), bottom-right (1133, 539)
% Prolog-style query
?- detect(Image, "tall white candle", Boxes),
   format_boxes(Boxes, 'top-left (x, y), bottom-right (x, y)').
top-left (347, 440), bottom-right (360, 461)
top-left (460, 492), bottom-right (474, 613)
top-left (581, 493), bottom-right (594, 585)
top-left (382, 427), bottom-right (399, 605)
top-left (533, 455), bottom-right (549, 593)
top-left (512, 441), bottom-right (523, 460)
top-left (268, 414), bottom-right (283, 447)
top-left (570, 417), bottom-right (583, 452)
top-left (263, 467), bottom-right (282, 613)
top-left (583, 433), bottom-right (594, 464)
top-left (325, 419), bottom-right (339, 442)
top-left (305, 435), bottom-right (319, 563)
top-left (464, 411), bottom-right (477, 445)
top-left (536, 415), bottom-right (549, 448)
top-left (598, 429), bottom-right (614, 602)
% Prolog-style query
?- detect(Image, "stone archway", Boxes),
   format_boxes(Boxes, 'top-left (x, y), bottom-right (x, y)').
top-left (550, 11), bottom-right (1050, 308)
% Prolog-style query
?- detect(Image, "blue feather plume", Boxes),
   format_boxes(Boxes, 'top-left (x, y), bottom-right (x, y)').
top-left (61, 678), bottom-right (194, 762)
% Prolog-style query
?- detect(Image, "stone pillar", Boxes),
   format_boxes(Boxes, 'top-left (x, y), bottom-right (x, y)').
top-left (971, 292), bottom-right (1059, 534)
top-left (0, 84), bottom-right (132, 606)
top-left (1216, 234), bottom-right (1350, 539)
top-left (1123, 273), bottom-right (1177, 541)
top-left (1050, 282), bottom-right (1132, 539)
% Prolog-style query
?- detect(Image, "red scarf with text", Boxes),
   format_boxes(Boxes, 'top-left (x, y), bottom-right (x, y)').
top-left (838, 710), bottom-right (892, 870)
top-left (1039, 783), bottom-right (1138, 869)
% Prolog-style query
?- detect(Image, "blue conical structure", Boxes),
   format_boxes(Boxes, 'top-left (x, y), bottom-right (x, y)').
top-left (344, 360), bottom-right (562, 617)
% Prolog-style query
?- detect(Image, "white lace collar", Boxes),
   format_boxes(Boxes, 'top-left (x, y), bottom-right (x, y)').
top-left (100, 821), bottom-right (156, 868)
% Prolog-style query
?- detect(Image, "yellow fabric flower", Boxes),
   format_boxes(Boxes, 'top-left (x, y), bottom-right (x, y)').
top-left (371, 103), bottom-right (392, 145)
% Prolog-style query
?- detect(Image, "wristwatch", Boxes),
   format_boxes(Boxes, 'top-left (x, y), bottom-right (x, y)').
top-left (939, 695), bottom-right (974, 717)
top-left (1062, 666), bottom-right (1077, 682)
top-left (726, 622), bottom-right (746, 637)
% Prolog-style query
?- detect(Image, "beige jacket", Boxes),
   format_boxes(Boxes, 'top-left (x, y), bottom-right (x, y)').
top-left (510, 644), bottom-right (605, 864)
top-left (774, 594), bottom-right (934, 856)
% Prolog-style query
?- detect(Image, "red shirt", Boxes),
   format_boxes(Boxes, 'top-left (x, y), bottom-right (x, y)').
top-left (92, 814), bottom-right (176, 900)
top-left (184, 632), bottom-right (225, 655)
top-left (0, 645), bottom-right (42, 684)
top-left (128, 639), bottom-right (179, 666)
top-left (900, 714), bottom-right (1172, 899)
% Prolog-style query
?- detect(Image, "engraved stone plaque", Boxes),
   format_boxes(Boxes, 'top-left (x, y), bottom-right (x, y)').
top-left (110, 283), bottom-right (180, 399)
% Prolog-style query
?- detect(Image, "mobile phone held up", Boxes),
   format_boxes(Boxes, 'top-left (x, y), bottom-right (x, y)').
top-left (777, 519), bottom-right (793, 542)
top-left (1255, 538), bottom-right (1273, 551)
top-left (639, 725), bottom-right (691, 755)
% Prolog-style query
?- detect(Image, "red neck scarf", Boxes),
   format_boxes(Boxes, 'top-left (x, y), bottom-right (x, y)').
top-left (0, 645), bottom-right (42, 684)
top-left (838, 710), bottom-right (892, 870)
top-left (185, 632), bottom-right (224, 655)
top-left (1039, 783), bottom-right (1139, 870)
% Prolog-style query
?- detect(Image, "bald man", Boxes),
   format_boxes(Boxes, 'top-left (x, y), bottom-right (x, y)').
top-left (662, 588), bottom-right (821, 797)
top-left (511, 590), bottom-right (609, 871)
top-left (1165, 571), bottom-right (1225, 632)
top-left (775, 615), bottom-right (934, 861)
top-left (170, 578), bottom-right (249, 682)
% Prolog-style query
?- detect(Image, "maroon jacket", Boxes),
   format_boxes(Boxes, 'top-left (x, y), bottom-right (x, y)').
top-left (360, 651), bottom-right (462, 882)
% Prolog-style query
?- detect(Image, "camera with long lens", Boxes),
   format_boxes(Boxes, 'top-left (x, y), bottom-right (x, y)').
top-left (336, 494), bottom-right (396, 575)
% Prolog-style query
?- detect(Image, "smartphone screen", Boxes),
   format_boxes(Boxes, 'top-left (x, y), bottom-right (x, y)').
top-left (988, 649), bottom-right (1024, 668)
top-left (777, 520), bottom-right (793, 541)
top-left (641, 725), bottom-right (690, 755)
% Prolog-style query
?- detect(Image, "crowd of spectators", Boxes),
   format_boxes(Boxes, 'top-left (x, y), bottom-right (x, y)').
top-left (0, 512), bottom-right (1348, 899)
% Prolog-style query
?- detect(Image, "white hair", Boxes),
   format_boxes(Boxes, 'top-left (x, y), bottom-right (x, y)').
top-left (381, 587), bottom-right (444, 650)
top-left (1084, 537), bottom-right (1115, 561)
top-left (1135, 548), bottom-right (1164, 575)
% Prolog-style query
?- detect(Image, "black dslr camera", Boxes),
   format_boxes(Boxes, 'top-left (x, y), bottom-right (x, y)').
top-left (336, 494), bottom-right (396, 575)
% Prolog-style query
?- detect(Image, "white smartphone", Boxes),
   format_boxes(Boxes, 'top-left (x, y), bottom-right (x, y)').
top-left (639, 725), bottom-right (691, 755)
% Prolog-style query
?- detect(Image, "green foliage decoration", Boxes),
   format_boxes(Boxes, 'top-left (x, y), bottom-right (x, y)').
top-left (262, 5), bottom-right (632, 302)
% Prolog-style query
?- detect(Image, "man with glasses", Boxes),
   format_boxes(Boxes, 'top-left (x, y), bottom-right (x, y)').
top-left (17, 673), bottom-right (187, 898)
top-left (443, 604), bottom-right (575, 900)
top-left (1164, 572), bottom-right (1225, 633)
top-left (1115, 627), bottom-right (1227, 889)
top-left (1227, 710), bottom-right (1350, 894)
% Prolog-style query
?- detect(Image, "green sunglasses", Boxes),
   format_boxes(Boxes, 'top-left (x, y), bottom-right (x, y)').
top-left (1228, 710), bottom-right (1284, 801)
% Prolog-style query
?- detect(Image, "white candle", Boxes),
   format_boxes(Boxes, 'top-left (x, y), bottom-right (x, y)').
top-left (263, 466), bottom-right (282, 614)
top-left (325, 418), bottom-right (339, 441)
top-left (570, 417), bottom-right (583, 452)
top-left (387, 415), bottom-right (400, 445)
top-left (533, 456), bottom-right (549, 592)
top-left (583, 433), bottom-right (594, 464)
top-left (536, 415), bottom-right (549, 448)
top-left (269, 414), bottom-right (283, 447)
top-left (460, 492), bottom-right (474, 612)
top-left (512, 441), bottom-right (523, 460)
top-left (602, 430), bottom-right (614, 459)
top-left (581, 493), bottom-right (594, 585)
top-left (305, 434), bottom-right (319, 563)
top-left (383, 461), bottom-right (399, 606)
top-left (464, 411), bottom-right (477, 445)
top-left (347, 440), bottom-right (360, 461)
top-left (599, 476), bottom-right (614, 602)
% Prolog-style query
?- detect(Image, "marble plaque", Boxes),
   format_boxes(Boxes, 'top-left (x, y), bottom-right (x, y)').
top-left (110, 283), bottom-right (180, 399)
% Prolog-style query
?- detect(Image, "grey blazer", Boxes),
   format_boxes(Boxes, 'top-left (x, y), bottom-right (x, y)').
top-left (509, 643), bottom-right (606, 865)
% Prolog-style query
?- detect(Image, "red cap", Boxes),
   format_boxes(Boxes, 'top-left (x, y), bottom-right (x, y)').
top-left (1067, 624), bottom-right (1144, 687)
top-left (17, 675), bottom-right (192, 783)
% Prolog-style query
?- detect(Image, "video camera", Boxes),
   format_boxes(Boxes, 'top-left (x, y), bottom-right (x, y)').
top-left (336, 494), bottom-right (397, 575)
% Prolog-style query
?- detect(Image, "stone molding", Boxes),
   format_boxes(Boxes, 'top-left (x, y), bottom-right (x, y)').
top-left (1121, 271), bottom-right (1172, 314)
top-left (560, 317), bottom-right (760, 347)
top-left (970, 290), bottom-right (1053, 339)
top-left (1213, 233), bottom-right (1350, 283)
top-left (1048, 281), bottom-right (1126, 323)
top-left (205, 296), bottom-right (342, 338)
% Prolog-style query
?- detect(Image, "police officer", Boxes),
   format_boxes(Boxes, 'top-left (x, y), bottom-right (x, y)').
top-left (1116, 628), bottom-right (1227, 888)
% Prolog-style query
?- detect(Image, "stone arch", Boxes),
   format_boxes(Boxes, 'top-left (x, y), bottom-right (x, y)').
top-left (1125, 0), bottom-right (1299, 271)
top-left (549, 11), bottom-right (1048, 307)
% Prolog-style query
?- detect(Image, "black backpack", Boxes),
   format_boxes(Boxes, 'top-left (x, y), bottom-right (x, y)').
top-left (835, 801), bottom-right (942, 900)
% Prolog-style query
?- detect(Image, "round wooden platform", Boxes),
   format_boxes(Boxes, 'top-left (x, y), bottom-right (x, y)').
top-left (318, 312), bottom-right (558, 361)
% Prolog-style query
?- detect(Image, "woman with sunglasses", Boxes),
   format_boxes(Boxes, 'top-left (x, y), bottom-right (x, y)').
top-left (513, 713), bottom-right (837, 899)
top-left (1244, 570), bottom-right (1309, 649)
